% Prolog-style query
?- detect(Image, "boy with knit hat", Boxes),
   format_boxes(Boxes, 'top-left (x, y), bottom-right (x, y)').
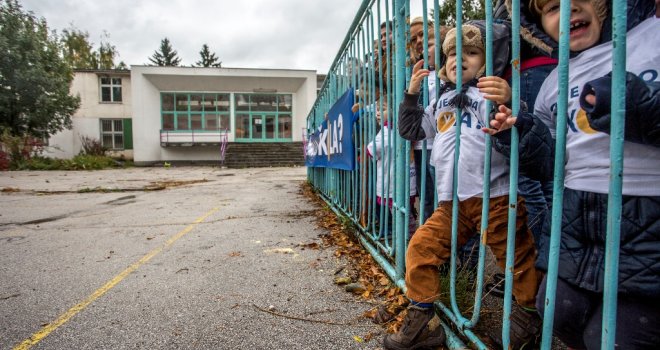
top-left (486, 0), bottom-right (660, 348)
top-left (386, 21), bottom-right (543, 350)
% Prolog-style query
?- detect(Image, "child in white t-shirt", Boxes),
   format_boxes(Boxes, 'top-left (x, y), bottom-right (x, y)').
top-left (485, 0), bottom-right (660, 348)
top-left (383, 21), bottom-right (543, 350)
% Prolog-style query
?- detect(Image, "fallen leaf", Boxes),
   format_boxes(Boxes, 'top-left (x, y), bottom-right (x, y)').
top-left (264, 248), bottom-right (295, 255)
top-left (334, 277), bottom-right (352, 285)
top-left (353, 336), bottom-right (364, 343)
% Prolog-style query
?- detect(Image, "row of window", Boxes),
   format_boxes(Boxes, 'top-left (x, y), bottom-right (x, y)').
top-left (160, 93), bottom-right (293, 139)
top-left (160, 93), bottom-right (292, 113)
top-left (95, 88), bottom-right (296, 148)
top-left (162, 114), bottom-right (230, 132)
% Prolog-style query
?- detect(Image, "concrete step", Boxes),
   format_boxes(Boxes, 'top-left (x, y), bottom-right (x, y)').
top-left (223, 142), bottom-right (305, 168)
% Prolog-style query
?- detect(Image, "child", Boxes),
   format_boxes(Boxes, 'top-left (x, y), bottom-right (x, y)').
top-left (366, 103), bottom-right (417, 239)
top-left (485, 0), bottom-right (660, 348)
top-left (384, 22), bottom-right (543, 350)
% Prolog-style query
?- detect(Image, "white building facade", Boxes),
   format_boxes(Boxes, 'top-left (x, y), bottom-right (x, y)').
top-left (49, 66), bottom-right (317, 166)
top-left (131, 66), bottom-right (316, 165)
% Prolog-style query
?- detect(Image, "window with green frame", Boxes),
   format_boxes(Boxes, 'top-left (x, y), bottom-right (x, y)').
top-left (233, 93), bottom-right (292, 140)
top-left (161, 93), bottom-right (230, 131)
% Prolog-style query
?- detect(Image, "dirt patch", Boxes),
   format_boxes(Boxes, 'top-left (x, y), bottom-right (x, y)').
top-left (7, 179), bottom-right (211, 195)
top-left (300, 182), bottom-right (411, 345)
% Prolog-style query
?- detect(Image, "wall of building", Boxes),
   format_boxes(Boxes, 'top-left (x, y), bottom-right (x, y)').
top-left (45, 70), bottom-right (132, 159)
top-left (131, 66), bottom-right (317, 165)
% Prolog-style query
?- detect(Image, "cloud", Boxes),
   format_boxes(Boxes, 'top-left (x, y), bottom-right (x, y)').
top-left (19, 0), bottom-right (357, 72)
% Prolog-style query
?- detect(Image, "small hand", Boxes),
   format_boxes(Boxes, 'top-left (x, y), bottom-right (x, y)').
top-left (477, 76), bottom-right (512, 105)
top-left (584, 89), bottom-right (596, 107)
top-left (482, 105), bottom-right (517, 135)
top-left (408, 59), bottom-right (430, 94)
top-left (583, 92), bottom-right (596, 106)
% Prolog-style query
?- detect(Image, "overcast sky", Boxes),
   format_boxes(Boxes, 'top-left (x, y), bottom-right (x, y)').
top-left (19, 0), bottom-right (367, 73)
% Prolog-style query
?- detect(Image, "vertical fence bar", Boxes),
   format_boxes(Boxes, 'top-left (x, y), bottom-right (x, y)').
top-left (540, 0), bottom-right (571, 347)
top-left (502, 0), bottom-right (522, 348)
top-left (418, 0), bottom-right (430, 226)
top-left (601, 0), bottom-right (626, 347)
top-left (393, 0), bottom-right (407, 276)
top-left (470, 0), bottom-right (495, 327)
top-left (449, 0), bottom-right (465, 320)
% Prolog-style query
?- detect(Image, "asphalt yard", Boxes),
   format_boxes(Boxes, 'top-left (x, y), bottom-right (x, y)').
top-left (0, 166), bottom-right (383, 350)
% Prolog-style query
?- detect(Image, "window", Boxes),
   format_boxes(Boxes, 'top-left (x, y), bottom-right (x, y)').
top-left (233, 93), bottom-right (293, 140)
top-left (101, 119), bottom-right (124, 149)
top-left (100, 77), bottom-right (122, 102)
top-left (160, 92), bottom-right (230, 132)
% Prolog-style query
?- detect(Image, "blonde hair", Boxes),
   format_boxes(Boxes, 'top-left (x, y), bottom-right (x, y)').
top-left (410, 16), bottom-right (434, 28)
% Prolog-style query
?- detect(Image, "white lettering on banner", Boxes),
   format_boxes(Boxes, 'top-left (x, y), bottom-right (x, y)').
top-left (337, 114), bottom-right (343, 154)
top-left (318, 129), bottom-right (328, 156)
top-left (315, 114), bottom-right (346, 158)
top-left (332, 118), bottom-right (339, 154)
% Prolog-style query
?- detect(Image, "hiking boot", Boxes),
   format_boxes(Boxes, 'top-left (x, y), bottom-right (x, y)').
top-left (383, 305), bottom-right (445, 350)
top-left (488, 305), bottom-right (542, 350)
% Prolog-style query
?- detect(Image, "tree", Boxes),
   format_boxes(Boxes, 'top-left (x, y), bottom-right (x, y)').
top-left (148, 38), bottom-right (181, 66)
top-left (60, 27), bottom-right (95, 69)
top-left (195, 44), bottom-right (222, 67)
top-left (96, 40), bottom-right (118, 69)
top-left (60, 27), bottom-right (122, 69)
top-left (0, 0), bottom-right (80, 138)
top-left (435, 0), bottom-right (497, 26)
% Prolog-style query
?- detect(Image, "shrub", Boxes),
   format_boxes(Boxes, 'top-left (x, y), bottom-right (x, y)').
top-left (0, 130), bottom-right (45, 170)
top-left (80, 136), bottom-right (107, 156)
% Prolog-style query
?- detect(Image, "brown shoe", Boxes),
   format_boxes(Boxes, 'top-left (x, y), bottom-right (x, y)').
top-left (383, 305), bottom-right (445, 350)
top-left (488, 305), bottom-right (542, 350)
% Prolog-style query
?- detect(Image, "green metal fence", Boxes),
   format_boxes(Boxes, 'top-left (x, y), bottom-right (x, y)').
top-left (306, 0), bottom-right (645, 349)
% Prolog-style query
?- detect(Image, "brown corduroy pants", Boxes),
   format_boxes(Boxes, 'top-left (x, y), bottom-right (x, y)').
top-left (404, 195), bottom-right (541, 308)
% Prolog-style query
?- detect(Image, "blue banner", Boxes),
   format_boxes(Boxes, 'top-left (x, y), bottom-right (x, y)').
top-left (305, 88), bottom-right (357, 170)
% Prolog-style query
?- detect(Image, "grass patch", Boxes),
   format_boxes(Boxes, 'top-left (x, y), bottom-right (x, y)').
top-left (438, 263), bottom-right (477, 314)
top-left (11, 155), bottom-right (132, 170)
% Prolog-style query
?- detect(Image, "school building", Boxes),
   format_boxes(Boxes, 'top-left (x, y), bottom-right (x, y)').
top-left (46, 66), bottom-right (319, 167)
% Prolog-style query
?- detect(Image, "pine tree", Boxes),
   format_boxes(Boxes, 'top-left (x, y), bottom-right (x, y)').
top-left (148, 38), bottom-right (182, 66)
top-left (195, 44), bottom-right (222, 68)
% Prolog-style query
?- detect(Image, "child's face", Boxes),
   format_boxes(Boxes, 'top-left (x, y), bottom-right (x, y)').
top-left (540, 0), bottom-right (603, 51)
top-left (445, 46), bottom-right (484, 84)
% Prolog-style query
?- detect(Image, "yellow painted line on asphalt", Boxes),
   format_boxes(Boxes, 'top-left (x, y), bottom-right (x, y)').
top-left (13, 207), bottom-right (219, 350)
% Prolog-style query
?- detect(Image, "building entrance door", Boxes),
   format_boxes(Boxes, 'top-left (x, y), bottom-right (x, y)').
top-left (237, 114), bottom-right (280, 142)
